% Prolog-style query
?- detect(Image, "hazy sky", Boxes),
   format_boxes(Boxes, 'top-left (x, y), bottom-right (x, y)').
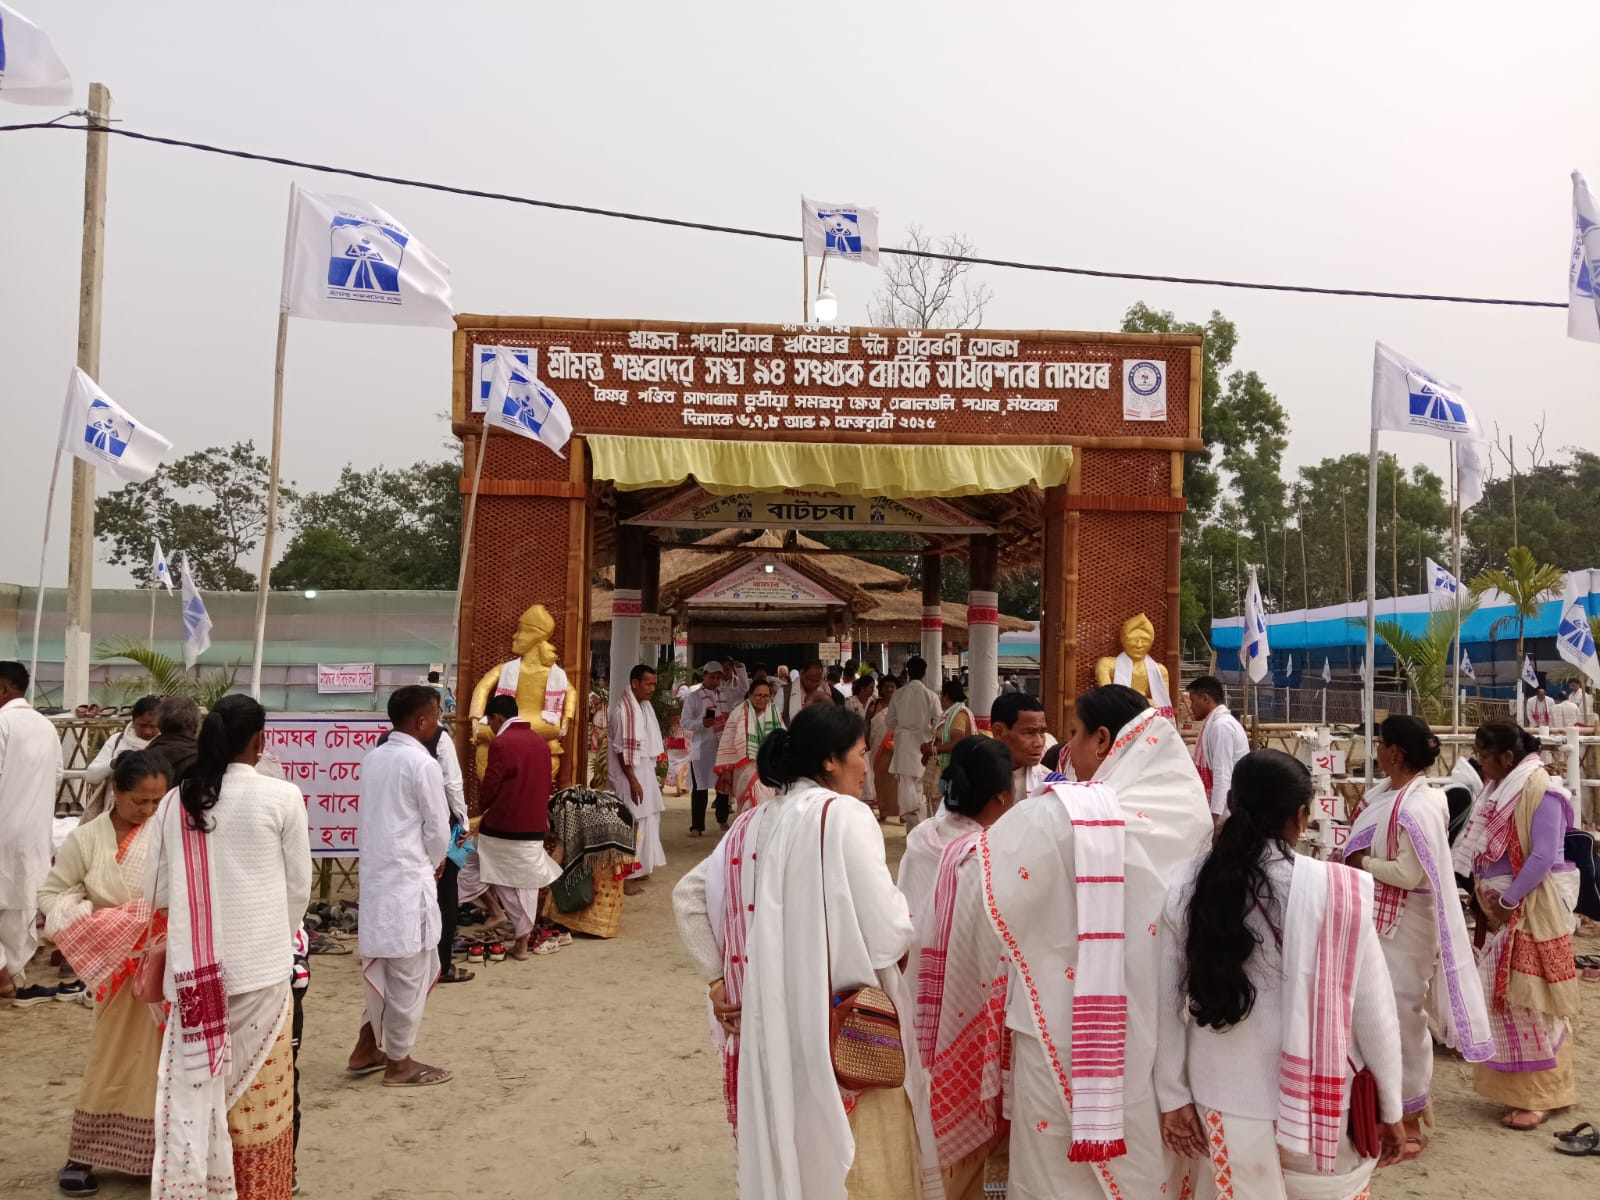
top-left (4, 1), bottom-right (1596, 588)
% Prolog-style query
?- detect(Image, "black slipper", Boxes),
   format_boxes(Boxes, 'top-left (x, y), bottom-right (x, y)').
top-left (58, 1162), bottom-right (97, 1195)
top-left (1555, 1122), bottom-right (1600, 1155)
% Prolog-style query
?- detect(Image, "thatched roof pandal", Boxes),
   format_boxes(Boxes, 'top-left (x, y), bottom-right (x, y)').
top-left (592, 530), bottom-right (1030, 645)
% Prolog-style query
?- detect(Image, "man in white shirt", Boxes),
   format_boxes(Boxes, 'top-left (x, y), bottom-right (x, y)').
top-left (781, 659), bottom-right (830, 724)
top-left (1528, 686), bottom-right (1555, 728)
top-left (0, 661), bottom-right (64, 1002)
top-left (884, 655), bottom-right (942, 828)
top-left (991, 691), bottom-right (1050, 801)
top-left (349, 685), bottom-right (452, 1087)
top-left (1186, 675), bottom-right (1250, 834)
top-left (680, 659), bottom-right (748, 833)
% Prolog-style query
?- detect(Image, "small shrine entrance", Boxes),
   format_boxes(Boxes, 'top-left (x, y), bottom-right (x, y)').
top-left (451, 317), bottom-right (1200, 784)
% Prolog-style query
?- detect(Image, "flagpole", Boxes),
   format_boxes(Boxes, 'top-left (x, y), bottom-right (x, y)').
top-left (27, 448), bottom-right (67, 704)
top-left (1450, 443), bottom-right (1463, 733)
top-left (249, 309), bottom-right (289, 701)
top-left (443, 419), bottom-right (491, 705)
top-left (148, 584), bottom-right (156, 652)
top-left (802, 251), bottom-right (809, 322)
top-left (1363, 426), bottom-right (1379, 788)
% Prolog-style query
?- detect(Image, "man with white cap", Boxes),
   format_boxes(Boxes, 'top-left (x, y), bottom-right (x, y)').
top-left (679, 658), bottom-right (748, 835)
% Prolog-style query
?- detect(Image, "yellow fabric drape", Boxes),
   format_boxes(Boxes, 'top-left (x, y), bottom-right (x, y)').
top-left (587, 435), bottom-right (1072, 500)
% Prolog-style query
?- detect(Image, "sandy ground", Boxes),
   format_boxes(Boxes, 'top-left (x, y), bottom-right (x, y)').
top-left (3, 793), bottom-right (1599, 1199)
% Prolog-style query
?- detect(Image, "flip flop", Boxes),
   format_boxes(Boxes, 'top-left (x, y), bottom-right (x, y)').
top-left (346, 1062), bottom-right (386, 1077)
top-left (1574, 955), bottom-right (1600, 969)
top-left (382, 1064), bottom-right (452, 1088)
top-left (439, 966), bottom-right (475, 983)
top-left (1554, 1122), bottom-right (1600, 1155)
top-left (1401, 1135), bottom-right (1428, 1162)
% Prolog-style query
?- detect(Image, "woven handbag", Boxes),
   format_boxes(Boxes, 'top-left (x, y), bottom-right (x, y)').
top-left (820, 797), bottom-right (906, 1091)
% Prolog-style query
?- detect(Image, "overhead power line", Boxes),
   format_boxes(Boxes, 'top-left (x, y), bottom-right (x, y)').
top-left (0, 117), bottom-right (1567, 311)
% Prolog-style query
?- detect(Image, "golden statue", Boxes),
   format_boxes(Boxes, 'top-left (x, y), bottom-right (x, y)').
top-left (468, 604), bottom-right (578, 777)
top-left (1094, 613), bottom-right (1174, 715)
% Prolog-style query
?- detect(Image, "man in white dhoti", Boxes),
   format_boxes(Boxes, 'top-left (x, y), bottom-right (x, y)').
top-left (348, 686), bottom-right (453, 1087)
top-left (885, 656), bottom-right (942, 829)
top-left (990, 691), bottom-right (1049, 802)
top-left (0, 661), bottom-right (64, 1002)
top-left (610, 665), bottom-right (666, 891)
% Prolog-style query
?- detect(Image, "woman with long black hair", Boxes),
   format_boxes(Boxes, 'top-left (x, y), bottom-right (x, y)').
top-left (673, 703), bottom-right (936, 1197)
top-left (1344, 715), bottom-right (1490, 1158)
top-left (1157, 749), bottom-right (1404, 1199)
top-left (147, 695), bottom-right (312, 1200)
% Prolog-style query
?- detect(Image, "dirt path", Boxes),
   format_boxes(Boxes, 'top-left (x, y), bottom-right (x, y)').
top-left (2, 795), bottom-right (1596, 1198)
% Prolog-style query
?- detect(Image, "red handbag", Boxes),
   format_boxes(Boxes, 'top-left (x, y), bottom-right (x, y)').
top-left (1347, 1063), bottom-right (1382, 1160)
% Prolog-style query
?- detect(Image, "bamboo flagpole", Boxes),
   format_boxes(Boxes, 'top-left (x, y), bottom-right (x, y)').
top-left (443, 413), bottom-right (492, 702)
top-left (249, 309), bottom-right (289, 700)
top-left (1363, 421), bottom-right (1380, 789)
top-left (27, 439), bottom-right (68, 704)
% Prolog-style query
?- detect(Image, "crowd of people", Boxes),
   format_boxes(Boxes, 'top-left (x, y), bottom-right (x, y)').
top-left (668, 661), bottom-right (1594, 1200)
top-left (2, 647), bottom-right (1596, 1199)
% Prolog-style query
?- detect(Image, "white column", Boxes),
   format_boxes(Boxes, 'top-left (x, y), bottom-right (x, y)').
top-left (968, 588), bottom-right (999, 730)
top-left (609, 587), bottom-right (641, 697)
top-left (921, 605), bottom-right (944, 679)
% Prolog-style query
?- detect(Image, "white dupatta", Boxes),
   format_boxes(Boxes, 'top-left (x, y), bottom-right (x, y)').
top-left (1113, 654), bottom-right (1173, 717)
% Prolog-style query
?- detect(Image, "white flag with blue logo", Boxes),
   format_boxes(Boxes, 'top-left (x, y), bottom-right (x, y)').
top-left (60, 368), bottom-right (172, 484)
top-left (151, 540), bottom-right (173, 593)
top-left (801, 197), bottom-right (880, 266)
top-left (1239, 566), bottom-right (1270, 683)
top-left (1460, 648), bottom-right (1475, 681)
top-left (1426, 557), bottom-right (1459, 600)
top-left (1555, 576), bottom-right (1600, 687)
top-left (1569, 171), bottom-right (1600, 344)
top-left (472, 344), bottom-right (534, 414)
top-left (1521, 655), bottom-right (1539, 689)
top-left (1322, 657), bottom-right (1332, 685)
top-left (179, 554), bottom-right (212, 669)
top-left (1371, 342), bottom-right (1481, 444)
top-left (0, 3), bottom-right (71, 105)
top-left (484, 347), bottom-right (572, 457)
top-left (281, 185), bottom-right (454, 328)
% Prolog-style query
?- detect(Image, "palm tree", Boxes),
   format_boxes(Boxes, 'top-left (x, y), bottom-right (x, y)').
top-left (97, 640), bottom-right (238, 709)
top-left (1468, 546), bottom-right (1565, 685)
top-left (1374, 603), bottom-right (1476, 722)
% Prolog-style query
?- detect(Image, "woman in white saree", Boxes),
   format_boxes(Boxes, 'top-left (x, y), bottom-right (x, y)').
top-left (673, 703), bottom-right (939, 1199)
top-left (715, 677), bottom-right (783, 815)
top-left (1344, 714), bottom-right (1492, 1158)
top-left (1158, 748), bottom-right (1406, 1200)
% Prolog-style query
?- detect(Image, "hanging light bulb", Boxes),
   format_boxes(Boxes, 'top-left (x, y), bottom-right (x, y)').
top-left (812, 285), bottom-right (838, 324)
top-left (764, 563), bottom-right (776, 574)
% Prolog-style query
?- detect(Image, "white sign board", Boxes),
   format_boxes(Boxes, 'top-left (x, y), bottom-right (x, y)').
top-left (264, 715), bottom-right (390, 857)
top-left (639, 613), bottom-right (672, 644)
top-left (317, 663), bottom-right (376, 694)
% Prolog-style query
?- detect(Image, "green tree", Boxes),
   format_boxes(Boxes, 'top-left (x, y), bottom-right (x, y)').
top-left (97, 442), bottom-right (286, 591)
top-left (274, 460), bottom-right (461, 590)
top-left (1463, 451), bottom-right (1600, 576)
top-left (1468, 545), bottom-right (1565, 675)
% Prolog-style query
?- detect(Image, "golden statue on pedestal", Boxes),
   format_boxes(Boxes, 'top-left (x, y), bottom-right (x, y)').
top-left (468, 604), bottom-right (577, 778)
top-left (1094, 613), bottom-right (1174, 717)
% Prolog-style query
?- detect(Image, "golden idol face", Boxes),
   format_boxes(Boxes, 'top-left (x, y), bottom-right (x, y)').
top-left (1123, 627), bottom-right (1154, 657)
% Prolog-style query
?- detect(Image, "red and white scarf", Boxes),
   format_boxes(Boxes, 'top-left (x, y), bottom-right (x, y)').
top-left (1348, 776), bottom-right (1425, 937)
top-left (713, 806), bottom-right (761, 1128)
top-left (173, 813), bottom-right (230, 1077)
top-left (496, 659), bottom-right (570, 729)
top-left (1058, 781), bottom-right (1129, 1162)
top-left (915, 829), bottom-right (1010, 1165)
top-left (1277, 856), bottom-right (1367, 1174)
top-left (1452, 753), bottom-right (1545, 878)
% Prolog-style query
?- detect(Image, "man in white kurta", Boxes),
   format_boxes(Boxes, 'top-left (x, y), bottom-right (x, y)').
top-left (610, 665), bottom-right (667, 886)
top-left (1187, 675), bottom-right (1250, 833)
top-left (679, 660), bottom-right (747, 833)
top-left (992, 691), bottom-right (1051, 802)
top-left (0, 663), bottom-right (64, 997)
top-left (349, 686), bottom-right (452, 1086)
top-left (885, 656), bottom-right (942, 829)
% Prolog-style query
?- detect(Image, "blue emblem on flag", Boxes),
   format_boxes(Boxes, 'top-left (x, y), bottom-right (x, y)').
top-left (1406, 375), bottom-right (1469, 430)
top-left (479, 349), bottom-right (532, 406)
top-left (0, 11), bottom-right (8, 80)
top-left (182, 591), bottom-right (207, 636)
top-left (1576, 214), bottom-right (1596, 298)
top-left (84, 398), bottom-right (133, 463)
top-left (1559, 607), bottom-right (1597, 663)
top-left (327, 217), bottom-right (406, 296)
top-left (1433, 566), bottom-right (1456, 593)
top-left (500, 367), bottom-right (558, 437)
top-left (817, 209), bottom-right (862, 255)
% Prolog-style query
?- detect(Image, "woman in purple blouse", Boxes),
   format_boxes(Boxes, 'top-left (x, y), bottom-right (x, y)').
top-left (1451, 720), bottom-right (1581, 1129)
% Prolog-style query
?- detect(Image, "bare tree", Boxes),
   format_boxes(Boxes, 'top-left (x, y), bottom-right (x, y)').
top-left (867, 224), bottom-right (993, 329)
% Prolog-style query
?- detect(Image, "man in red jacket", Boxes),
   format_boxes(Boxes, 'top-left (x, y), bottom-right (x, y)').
top-left (478, 695), bottom-right (563, 959)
